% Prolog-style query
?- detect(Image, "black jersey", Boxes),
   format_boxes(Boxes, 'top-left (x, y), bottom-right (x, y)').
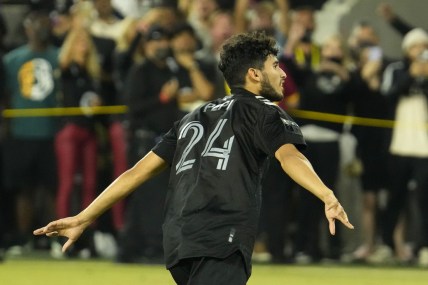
top-left (152, 87), bottom-right (306, 274)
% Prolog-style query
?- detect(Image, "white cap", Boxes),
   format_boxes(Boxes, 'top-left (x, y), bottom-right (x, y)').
top-left (402, 28), bottom-right (428, 51)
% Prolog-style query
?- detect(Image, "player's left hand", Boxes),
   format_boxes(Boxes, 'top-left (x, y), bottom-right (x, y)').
top-left (324, 194), bottom-right (354, 235)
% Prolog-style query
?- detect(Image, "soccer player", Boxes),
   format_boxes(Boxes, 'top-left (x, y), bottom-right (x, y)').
top-left (34, 31), bottom-right (353, 284)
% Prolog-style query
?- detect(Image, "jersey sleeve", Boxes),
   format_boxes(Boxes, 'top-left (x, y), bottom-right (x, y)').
top-left (254, 105), bottom-right (306, 156)
top-left (151, 121), bottom-right (179, 165)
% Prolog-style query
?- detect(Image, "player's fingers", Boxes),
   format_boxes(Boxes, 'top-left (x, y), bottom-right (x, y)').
top-left (46, 231), bottom-right (59, 237)
top-left (339, 216), bottom-right (355, 229)
top-left (45, 220), bottom-right (66, 232)
top-left (62, 239), bottom-right (75, 253)
top-left (328, 218), bottom-right (336, 235)
top-left (33, 227), bottom-right (47, 235)
top-left (33, 223), bottom-right (59, 235)
top-left (344, 220), bottom-right (355, 229)
top-left (336, 210), bottom-right (355, 230)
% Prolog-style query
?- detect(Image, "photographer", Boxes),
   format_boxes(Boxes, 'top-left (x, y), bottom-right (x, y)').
top-left (291, 35), bottom-right (352, 263)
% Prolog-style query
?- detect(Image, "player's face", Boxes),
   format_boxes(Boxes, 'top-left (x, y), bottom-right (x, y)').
top-left (259, 55), bottom-right (286, 102)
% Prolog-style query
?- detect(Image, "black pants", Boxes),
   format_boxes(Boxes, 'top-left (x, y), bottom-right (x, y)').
top-left (382, 155), bottom-right (428, 249)
top-left (169, 251), bottom-right (248, 285)
top-left (260, 158), bottom-right (296, 261)
top-left (116, 131), bottom-right (167, 262)
top-left (295, 141), bottom-right (341, 259)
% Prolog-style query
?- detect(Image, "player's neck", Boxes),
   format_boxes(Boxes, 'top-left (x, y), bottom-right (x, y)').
top-left (242, 84), bottom-right (261, 96)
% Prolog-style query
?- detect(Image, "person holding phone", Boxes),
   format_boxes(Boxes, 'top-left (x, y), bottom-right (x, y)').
top-left (347, 22), bottom-right (395, 262)
top-left (286, 34), bottom-right (353, 263)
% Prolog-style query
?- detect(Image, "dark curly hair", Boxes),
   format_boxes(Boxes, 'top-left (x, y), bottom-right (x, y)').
top-left (218, 31), bottom-right (278, 88)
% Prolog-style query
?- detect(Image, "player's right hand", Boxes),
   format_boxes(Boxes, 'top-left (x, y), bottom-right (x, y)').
top-left (33, 216), bottom-right (89, 253)
top-left (324, 194), bottom-right (354, 235)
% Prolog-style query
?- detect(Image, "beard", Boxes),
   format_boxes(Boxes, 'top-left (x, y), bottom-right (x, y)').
top-left (260, 73), bottom-right (283, 102)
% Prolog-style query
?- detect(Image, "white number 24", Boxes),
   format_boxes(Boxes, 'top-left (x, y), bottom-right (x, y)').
top-left (175, 119), bottom-right (235, 174)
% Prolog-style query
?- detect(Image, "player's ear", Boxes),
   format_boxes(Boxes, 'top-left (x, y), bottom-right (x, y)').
top-left (247, 68), bottom-right (261, 82)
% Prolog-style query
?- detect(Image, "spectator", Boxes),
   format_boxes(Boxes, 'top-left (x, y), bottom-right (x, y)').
top-left (111, 16), bottom-right (150, 233)
top-left (111, 5), bottom-right (182, 234)
top-left (292, 35), bottom-right (352, 263)
top-left (52, 27), bottom-right (102, 257)
top-left (373, 28), bottom-right (428, 267)
top-left (51, 2), bottom-right (128, 236)
top-left (169, 21), bottom-right (216, 112)
top-left (347, 21), bottom-right (393, 262)
top-left (116, 24), bottom-right (184, 263)
top-left (89, 0), bottom-right (130, 234)
top-left (1, 10), bottom-right (59, 252)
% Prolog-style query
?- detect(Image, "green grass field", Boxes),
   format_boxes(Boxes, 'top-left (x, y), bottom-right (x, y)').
top-left (1, 258), bottom-right (427, 285)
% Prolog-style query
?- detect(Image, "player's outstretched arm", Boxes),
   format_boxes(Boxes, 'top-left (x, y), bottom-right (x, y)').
top-left (33, 151), bottom-right (168, 252)
top-left (274, 144), bottom-right (354, 235)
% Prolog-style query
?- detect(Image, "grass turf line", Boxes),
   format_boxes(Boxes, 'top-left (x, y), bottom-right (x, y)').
top-left (1, 259), bottom-right (427, 285)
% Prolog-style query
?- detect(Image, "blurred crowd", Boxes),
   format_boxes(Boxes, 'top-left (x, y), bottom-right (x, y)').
top-left (0, 0), bottom-right (427, 268)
